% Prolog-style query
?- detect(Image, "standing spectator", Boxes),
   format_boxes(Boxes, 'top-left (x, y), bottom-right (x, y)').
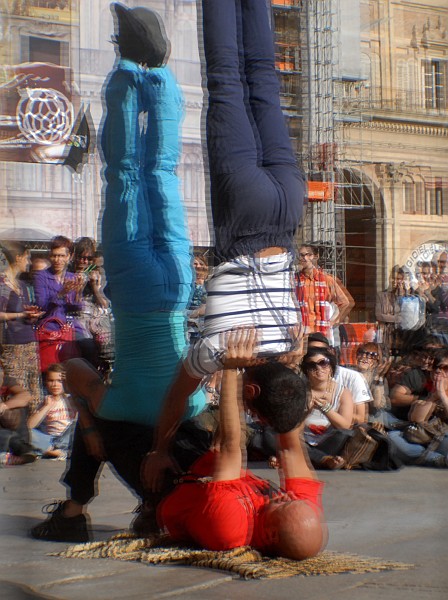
top-left (295, 244), bottom-right (354, 344)
top-left (376, 266), bottom-right (425, 357)
top-left (72, 237), bottom-right (111, 368)
top-left (28, 363), bottom-right (76, 460)
top-left (0, 241), bottom-right (43, 412)
top-left (187, 255), bottom-right (208, 341)
top-left (33, 236), bottom-right (87, 365)
top-left (424, 252), bottom-right (448, 344)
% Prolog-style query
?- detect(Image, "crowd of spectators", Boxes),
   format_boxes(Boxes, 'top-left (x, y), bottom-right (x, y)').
top-left (1, 236), bottom-right (448, 471)
top-left (0, 235), bottom-right (112, 465)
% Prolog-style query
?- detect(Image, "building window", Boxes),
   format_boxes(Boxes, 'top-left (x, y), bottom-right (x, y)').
top-left (422, 59), bottom-right (447, 110)
top-left (427, 178), bottom-right (446, 216)
top-left (21, 36), bottom-right (69, 66)
top-left (403, 179), bottom-right (425, 215)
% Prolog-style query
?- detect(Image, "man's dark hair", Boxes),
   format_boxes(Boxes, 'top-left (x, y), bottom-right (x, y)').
top-left (50, 235), bottom-right (73, 255)
top-left (246, 363), bottom-right (308, 434)
top-left (307, 332), bottom-right (330, 347)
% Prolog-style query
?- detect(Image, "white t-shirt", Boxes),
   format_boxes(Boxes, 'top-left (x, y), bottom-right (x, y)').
top-left (335, 366), bottom-right (372, 405)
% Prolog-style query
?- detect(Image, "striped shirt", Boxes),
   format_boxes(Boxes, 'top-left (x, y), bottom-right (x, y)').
top-left (42, 394), bottom-right (76, 437)
top-left (184, 253), bottom-right (301, 378)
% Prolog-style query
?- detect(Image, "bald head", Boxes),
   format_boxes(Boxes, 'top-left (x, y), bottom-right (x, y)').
top-left (271, 500), bottom-right (327, 560)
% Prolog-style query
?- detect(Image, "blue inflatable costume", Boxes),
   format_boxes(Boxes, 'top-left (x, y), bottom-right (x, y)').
top-left (98, 6), bottom-right (205, 425)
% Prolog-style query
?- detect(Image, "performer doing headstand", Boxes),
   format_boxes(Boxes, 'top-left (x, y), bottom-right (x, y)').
top-left (146, 0), bottom-right (306, 487)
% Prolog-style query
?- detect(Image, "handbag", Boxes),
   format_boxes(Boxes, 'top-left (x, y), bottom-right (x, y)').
top-left (403, 417), bottom-right (448, 446)
top-left (36, 317), bottom-right (77, 371)
top-left (342, 424), bottom-right (379, 470)
top-left (341, 422), bottom-right (400, 470)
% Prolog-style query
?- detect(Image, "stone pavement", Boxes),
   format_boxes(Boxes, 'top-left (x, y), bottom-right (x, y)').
top-left (0, 459), bottom-right (447, 600)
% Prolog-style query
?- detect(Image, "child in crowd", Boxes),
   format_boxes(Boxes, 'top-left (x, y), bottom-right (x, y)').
top-left (28, 364), bottom-right (76, 459)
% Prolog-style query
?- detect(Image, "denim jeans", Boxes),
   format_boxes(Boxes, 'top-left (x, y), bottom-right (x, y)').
top-left (203, 0), bottom-right (304, 260)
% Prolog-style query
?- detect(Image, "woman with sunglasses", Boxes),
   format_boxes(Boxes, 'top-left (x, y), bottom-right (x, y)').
top-left (70, 237), bottom-right (111, 370)
top-left (354, 343), bottom-right (391, 422)
top-left (301, 347), bottom-right (354, 470)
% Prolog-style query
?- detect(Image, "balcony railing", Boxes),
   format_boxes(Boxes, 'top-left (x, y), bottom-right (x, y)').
top-left (335, 83), bottom-right (448, 118)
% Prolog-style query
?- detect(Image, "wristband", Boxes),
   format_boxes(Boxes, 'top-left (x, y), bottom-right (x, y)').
top-left (320, 403), bottom-right (331, 414)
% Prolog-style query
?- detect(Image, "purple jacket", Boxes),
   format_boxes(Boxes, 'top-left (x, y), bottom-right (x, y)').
top-left (33, 268), bottom-right (85, 336)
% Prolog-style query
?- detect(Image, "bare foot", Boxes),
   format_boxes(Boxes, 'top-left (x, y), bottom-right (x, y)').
top-left (320, 455), bottom-right (345, 470)
top-left (43, 448), bottom-right (66, 460)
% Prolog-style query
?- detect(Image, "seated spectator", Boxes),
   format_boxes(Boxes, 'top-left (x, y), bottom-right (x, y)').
top-left (388, 343), bottom-right (440, 426)
top-left (0, 367), bottom-right (37, 466)
top-left (301, 347), bottom-right (354, 470)
top-left (307, 333), bottom-right (371, 425)
top-left (388, 349), bottom-right (448, 468)
top-left (28, 363), bottom-right (76, 460)
top-left (385, 336), bottom-right (444, 391)
top-left (353, 342), bottom-right (392, 422)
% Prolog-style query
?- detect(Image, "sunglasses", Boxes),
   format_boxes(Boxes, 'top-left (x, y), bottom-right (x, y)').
top-left (304, 358), bottom-right (331, 371)
top-left (76, 255), bottom-right (94, 262)
top-left (434, 364), bottom-right (448, 373)
top-left (357, 351), bottom-right (378, 359)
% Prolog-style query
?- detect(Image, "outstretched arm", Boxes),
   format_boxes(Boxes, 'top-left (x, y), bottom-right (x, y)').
top-left (212, 329), bottom-right (257, 482)
top-left (141, 363), bottom-right (202, 492)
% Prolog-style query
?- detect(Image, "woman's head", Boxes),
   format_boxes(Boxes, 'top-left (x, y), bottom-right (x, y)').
top-left (356, 343), bottom-right (381, 372)
top-left (301, 347), bottom-right (336, 380)
top-left (74, 237), bottom-right (96, 273)
top-left (193, 255), bottom-right (208, 281)
top-left (432, 348), bottom-right (448, 380)
top-left (1, 241), bottom-right (30, 272)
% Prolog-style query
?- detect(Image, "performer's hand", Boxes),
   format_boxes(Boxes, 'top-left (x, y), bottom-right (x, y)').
top-left (275, 324), bottom-right (305, 368)
top-left (221, 327), bottom-right (258, 369)
top-left (141, 449), bottom-right (182, 493)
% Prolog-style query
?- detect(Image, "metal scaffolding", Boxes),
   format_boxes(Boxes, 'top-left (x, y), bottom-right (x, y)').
top-left (299, 0), bottom-right (377, 287)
